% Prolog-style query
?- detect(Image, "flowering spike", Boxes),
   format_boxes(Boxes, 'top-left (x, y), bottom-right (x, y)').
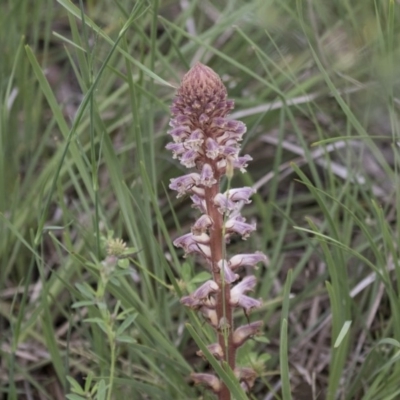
top-left (167, 63), bottom-right (267, 399)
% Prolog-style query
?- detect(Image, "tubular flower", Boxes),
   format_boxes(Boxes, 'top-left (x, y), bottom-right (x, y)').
top-left (191, 373), bottom-right (222, 393)
top-left (167, 63), bottom-right (267, 399)
top-left (234, 367), bottom-right (258, 392)
top-left (229, 252), bottom-right (268, 270)
top-left (233, 320), bottom-right (263, 347)
top-left (197, 343), bottom-right (224, 361)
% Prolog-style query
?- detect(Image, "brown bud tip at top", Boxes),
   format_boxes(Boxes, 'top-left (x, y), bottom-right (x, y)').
top-left (178, 62), bottom-right (227, 103)
top-left (171, 63), bottom-right (232, 120)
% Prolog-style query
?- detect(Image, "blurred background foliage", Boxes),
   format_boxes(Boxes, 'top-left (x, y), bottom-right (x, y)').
top-left (1, 0), bottom-right (400, 399)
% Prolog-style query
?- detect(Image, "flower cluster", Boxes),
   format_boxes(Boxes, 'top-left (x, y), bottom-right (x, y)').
top-left (167, 63), bottom-right (267, 398)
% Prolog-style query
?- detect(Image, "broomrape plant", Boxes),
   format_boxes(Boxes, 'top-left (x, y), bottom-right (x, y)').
top-left (167, 63), bottom-right (267, 399)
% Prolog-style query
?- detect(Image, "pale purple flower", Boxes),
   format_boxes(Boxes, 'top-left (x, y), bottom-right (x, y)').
top-left (170, 114), bottom-right (191, 127)
top-left (229, 252), bottom-right (268, 270)
top-left (165, 142), bottom-right (186, 159)
top-left (230, 276), bottom-right (261, 313)
top-left (226, 187), bottom-right (255, 203)
top-left (220, 144), bottom-right (239, 158)
top-left (226, 119), bottom-right (246, 133)
top-left (216, 130), bottom-right (244, 145)
top-left (168, 125), bottom-right (190, 142)
top-left (191, 194), bottom-right (207, 213)
top-left (192, 280), bottom-right (219, 300)
top-left (174, 233), bottom-right (211, 258)
top-left (225, 215), bottom-right (256, 239)
top-left (213, 193), bottom-right (236, 214)
top-left (234, 155), bottom-right (252, 172)
top-left (176, 232), bottom-right (210, 245)
top-left (169, 173), bottom-right (200, 197)
top-left (180, 280), bottom-right (219, 310)
top-left (191, 373), bottom-right (221, 393)
top-left (197, 343), bottom-right (224, 361)
top-left (192, 214), bottom-right (213, 235)
top-left (199, 113), bottom-right (209, 124)
top-left (217, 260), bottom-right (239, 283)
top-left (211, 117), bottom-right (228, 129)
top-left (233, 321), bottom-right (263, 347)
top-left (180, 149), bottom-right (198, 168)
top-left (230, 294), bottom-right (262, 314)
top-left (230, 276), bottom-right (257, 300)
top-left (199, 163), bottom-right (217, 187)
top-left (186, 129), bottom-right (204, 150)
top-left (204, 102), bottom-right (216, 114)
top-left (205, 137), bottom-right (220, 159)
top-left (231, 120), bottom-right (246, 133)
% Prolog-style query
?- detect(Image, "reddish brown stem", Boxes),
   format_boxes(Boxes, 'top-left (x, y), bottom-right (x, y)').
top-left (205, 179), bottom-right (236, 400)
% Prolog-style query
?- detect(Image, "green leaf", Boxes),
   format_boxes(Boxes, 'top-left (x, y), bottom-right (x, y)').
top-left (334, 321), bottom-right (352, 348)
top-left (117, 259), bottom-right (129, 269)
top-left (181, 261), bottom-right (192, 283)
top-left (116, 335), bottom-right (137, 344)
top-left (66, 376), bottom-right (85, 394)
top-left (116, 314), bottom-right (138, 336)
top-left (96, 380), bottom-right (106, 400)
top-left (71, 300), bottom-right (96, 308)
top-left (84, 318), bottom-right (109, 334)
top-left (66, 395), bottom-right (87, 400)
top-left (75, 283), bottom-right (96, 299)
top-left (190, 271), bottom-right (212, 284)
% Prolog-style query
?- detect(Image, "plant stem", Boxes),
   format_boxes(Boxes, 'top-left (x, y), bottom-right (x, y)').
top-left (107, 332), bottom-right (116, 400)
top-left (205, 181), bottom-right (235, 400)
